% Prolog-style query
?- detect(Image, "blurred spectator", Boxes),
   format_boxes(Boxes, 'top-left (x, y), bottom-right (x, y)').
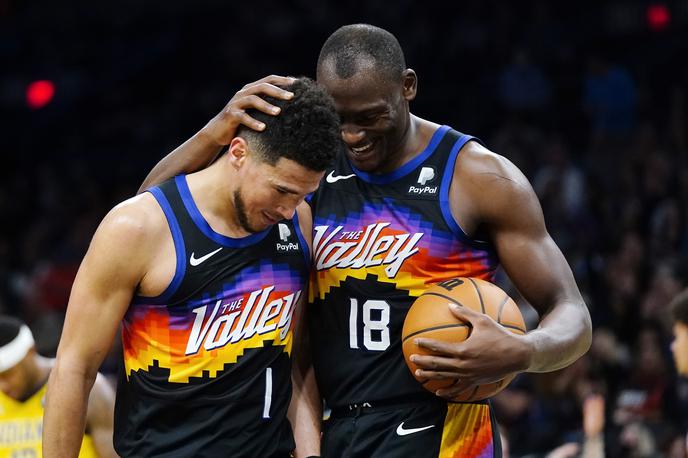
top-left (584, 53), bottom-right (637, 144)
top-left (499, 48), bottom-right (552, 114)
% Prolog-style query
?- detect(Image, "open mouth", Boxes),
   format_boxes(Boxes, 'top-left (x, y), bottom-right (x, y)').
top-left (349, 140), bottom-right (376, 157)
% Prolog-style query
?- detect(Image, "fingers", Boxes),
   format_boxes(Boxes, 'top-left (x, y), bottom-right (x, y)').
top-left (415, 337), bottom-right (462, 356)
top-left (447, 302), bottom-right (481, 322)
top-left (228, 110), bottom-right (267, 132)
top-left (252, 74), bottom-right (297, 89)
top-left (242, 78), bottom-right (296, 101)
top-left (411, 353), bottom-right (461, 372)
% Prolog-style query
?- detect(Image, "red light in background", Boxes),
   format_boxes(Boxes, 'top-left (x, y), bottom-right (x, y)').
top-left (26, 80), bottom-right (55, 109)
top-left (647, 4), bottom-right (670, 31)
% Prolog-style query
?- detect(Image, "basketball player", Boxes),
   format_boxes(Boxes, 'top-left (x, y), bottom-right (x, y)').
top-left (138, 25), bottom-right (592, 458)
top-left (0, 316), bottom-right (116, 457)
top-left (43, 77), bottom-right (341, 457)
top-left (670, 289), bottom-right (688, 377)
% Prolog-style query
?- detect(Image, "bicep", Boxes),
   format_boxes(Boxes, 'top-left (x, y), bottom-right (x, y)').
top-left (494, 222), bottom-right (581, 316)
top-left (482, 161), bottom-right (582, 315)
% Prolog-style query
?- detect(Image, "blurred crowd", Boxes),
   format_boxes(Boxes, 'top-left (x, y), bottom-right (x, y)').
top-left (2, 0), bottom-right (687, 456)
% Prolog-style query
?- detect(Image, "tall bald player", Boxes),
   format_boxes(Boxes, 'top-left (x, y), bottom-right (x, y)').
top-left (138, 25), bottom-right (592, 458)
top-left (43, 77), bottom-right (341, 458)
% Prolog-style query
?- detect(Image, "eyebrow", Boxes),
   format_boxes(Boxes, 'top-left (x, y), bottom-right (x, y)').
top-left (275, 184), bottom-right (300, 195)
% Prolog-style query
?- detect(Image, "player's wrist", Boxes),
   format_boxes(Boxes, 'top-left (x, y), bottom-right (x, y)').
top-left (514, 332), bottom-right (535, 373)
top-left (198, 119), bottom-right (227, 147)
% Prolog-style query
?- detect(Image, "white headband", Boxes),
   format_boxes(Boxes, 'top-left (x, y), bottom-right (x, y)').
top-left (0, 325), bottom-right (35, 372)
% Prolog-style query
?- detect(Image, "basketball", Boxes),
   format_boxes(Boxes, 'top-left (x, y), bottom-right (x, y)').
top-left (402, 277), bottom-right (527, 402)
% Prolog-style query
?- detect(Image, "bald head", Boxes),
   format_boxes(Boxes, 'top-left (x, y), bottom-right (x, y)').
top-left (317, 24), bottom-right (406, 81)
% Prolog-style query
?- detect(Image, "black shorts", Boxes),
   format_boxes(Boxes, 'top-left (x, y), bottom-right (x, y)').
top-left (321, 398), bottom-right (502, 458)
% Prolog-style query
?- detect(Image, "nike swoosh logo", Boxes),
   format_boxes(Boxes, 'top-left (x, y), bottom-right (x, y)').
top-left (396, 422), bottom-right (435, 436)
top-left (189, 247), bottom-right (223, 266)
top-left (326, 171), bottom-right (356, 183)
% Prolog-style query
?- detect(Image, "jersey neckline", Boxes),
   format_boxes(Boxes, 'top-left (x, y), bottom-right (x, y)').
top-left (175, 175), bottom-right (273, 248)
top-left (347, 125), bottom-right (450, 185)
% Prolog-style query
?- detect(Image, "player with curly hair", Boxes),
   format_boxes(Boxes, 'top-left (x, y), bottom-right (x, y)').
top-left (43, 76), bottom-right (341, 458)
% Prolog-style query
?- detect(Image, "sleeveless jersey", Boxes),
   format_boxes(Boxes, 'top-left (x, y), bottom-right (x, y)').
top-left (0, 382), bottom-right (98, 458)
top-left (308, 126), bottom-right (499, 407)
top-left (115, 175), bottom-right (309, 457)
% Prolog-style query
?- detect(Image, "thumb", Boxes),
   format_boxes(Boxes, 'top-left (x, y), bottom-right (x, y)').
top-left (447, 302), bottom-right (482, 324)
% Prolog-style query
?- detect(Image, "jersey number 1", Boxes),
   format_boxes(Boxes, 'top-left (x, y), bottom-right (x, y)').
top-left (349, 298), bottom-right (390, 351)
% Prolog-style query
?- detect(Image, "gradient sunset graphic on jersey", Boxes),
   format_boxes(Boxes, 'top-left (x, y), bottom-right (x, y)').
top-left (439, 403), bottom-right (495, 458)
top-left (311, 198), bottom-right (498, 301)
top-left (122, 260), bottom-right (305, 384)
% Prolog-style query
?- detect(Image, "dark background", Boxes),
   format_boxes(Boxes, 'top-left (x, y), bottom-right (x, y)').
top-left (2, 0), bottom-right (688, 456)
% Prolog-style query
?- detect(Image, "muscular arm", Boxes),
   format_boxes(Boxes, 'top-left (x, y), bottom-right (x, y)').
top-left (43, 198), bottom-right (154, 457)
top-left (138, 75), bottom-right (296, 193)
top-left (289, 203), bottom-right (322, 458)
top-left (85, 374), bottom-right (117, 458)
top-left (467, 146), bottom-right (592, 372)
top-left (413, 143), bottom-right (591, 393)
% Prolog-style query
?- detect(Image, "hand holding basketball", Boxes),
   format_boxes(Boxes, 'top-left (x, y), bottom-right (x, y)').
top-left (402, 278), bottom-right (531, 401)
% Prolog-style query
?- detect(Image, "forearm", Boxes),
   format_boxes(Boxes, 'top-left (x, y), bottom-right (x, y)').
top-left (289, 364), bottom-right (322, 458)
top-left (138, 127), bottom-right (222, 193)
top-left (44, 358), bottom-right (97, 457)
top-left (523, 299), bottom-right (592, 373)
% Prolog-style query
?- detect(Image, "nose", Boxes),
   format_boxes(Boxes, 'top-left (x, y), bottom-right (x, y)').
top-left (341, 123), bottom-right (365, 146)
top-left (275, 205), bottom-right (296, 221)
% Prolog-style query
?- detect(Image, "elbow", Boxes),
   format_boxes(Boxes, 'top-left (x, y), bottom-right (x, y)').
top-left (578, 301), bottom-right (593, 356)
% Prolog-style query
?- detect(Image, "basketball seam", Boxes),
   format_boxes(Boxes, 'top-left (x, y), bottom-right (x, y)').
top-left (467, 278), bottom-right (485, 314)
top-left (502, 323), bottom-right (527, 333)
top-left (496, 293), bottom-right (510, 323)
top-left (421, 291), bottom-right (466, 308)
top-left (402, 323), bottom-right (470, 343)
top-left (462, 385), bottom-right (480, 402)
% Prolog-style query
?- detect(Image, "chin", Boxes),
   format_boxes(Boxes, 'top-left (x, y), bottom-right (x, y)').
top-left (348, 153), bottom-right (383, 173)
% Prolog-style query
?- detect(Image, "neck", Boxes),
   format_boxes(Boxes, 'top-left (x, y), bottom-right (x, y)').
top-left (185, 160), bottom-right (249, 237)
top-left (377, 114), bottom-right (435, 174)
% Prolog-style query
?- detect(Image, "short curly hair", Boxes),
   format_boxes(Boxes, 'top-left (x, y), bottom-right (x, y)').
top-left (237, 77), bottom-right (341, 172)
top-left (671, 288), bottom-right (688, 325)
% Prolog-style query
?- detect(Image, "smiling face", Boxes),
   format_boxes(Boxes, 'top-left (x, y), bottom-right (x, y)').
top-left (232, 152), bottom-right (323, 233)
top-left (317, 56), bottom-right (416, 173)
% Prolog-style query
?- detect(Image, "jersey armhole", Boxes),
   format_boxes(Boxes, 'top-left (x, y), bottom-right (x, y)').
top-left (439, 135), bottom-right (495, 250)
top-left (131, 187), bottom-right (186, 305)
top-left (291, 210), bottom-right (311, 265)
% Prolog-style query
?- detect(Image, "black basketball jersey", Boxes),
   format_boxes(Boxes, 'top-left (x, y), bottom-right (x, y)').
top-left (308, 126), bottom-right (500, 409)
top-left (114, 175), bottom-right (308, 457)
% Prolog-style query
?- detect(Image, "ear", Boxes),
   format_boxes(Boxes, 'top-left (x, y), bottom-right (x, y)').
top-left (402, 69), bottom-right (417, 102)
top-left (227, 137), bottom-right (248, 169)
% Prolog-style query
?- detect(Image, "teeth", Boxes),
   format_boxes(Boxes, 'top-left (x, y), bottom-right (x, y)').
top-left (351, 143), bottom-right (373, 153)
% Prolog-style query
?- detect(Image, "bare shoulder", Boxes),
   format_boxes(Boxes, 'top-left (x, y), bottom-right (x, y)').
top-left (96, 193), bottom-right (167, 250)
top-left (454, 141), bottom-right (531, 192)
top-left (452, 141), bottom-right (542, 231)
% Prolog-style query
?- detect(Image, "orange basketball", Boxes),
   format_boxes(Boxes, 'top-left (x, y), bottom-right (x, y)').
top-left (402, 277), bottom-right (526, 402)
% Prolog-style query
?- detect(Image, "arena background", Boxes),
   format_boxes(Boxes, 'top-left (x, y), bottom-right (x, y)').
top-left (2, 0), bottom-right (688, 456)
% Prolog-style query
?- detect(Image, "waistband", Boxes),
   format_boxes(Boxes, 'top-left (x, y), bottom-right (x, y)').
top-left (328, 393), bottom-right (491, 418)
